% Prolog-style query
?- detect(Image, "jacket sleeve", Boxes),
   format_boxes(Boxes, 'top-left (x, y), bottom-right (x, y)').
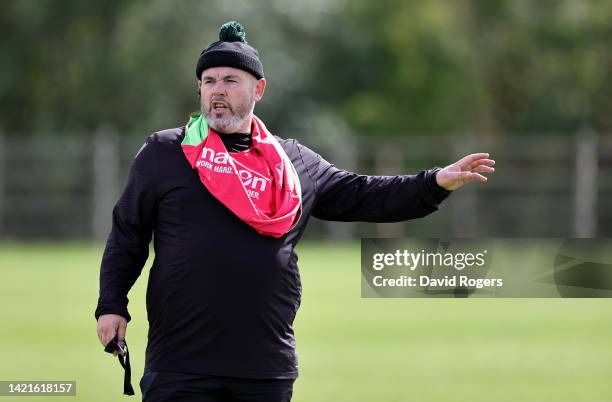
top-left (295, 141), bottom-right (451, 222)
top-left (94, 138), bottom-right (158, 322)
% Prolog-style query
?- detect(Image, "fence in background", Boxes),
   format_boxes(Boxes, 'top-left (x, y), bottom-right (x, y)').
top-left (0, 131), bottom-right (609, 240)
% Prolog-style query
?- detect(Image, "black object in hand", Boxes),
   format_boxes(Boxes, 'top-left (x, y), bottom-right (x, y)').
top-left (104, 335), bottom-right (127, 355)
top-left (104, 335), bottom-right (134, 396)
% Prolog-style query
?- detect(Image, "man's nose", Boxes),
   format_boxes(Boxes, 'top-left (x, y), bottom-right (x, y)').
top-left (211, 81), bottom-right (227, 95)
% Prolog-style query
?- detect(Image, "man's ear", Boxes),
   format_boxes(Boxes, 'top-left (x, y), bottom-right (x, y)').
top-left (197, 80), bottom-right (202, 98)
top-left (254, 78), bottom-right (266, 102)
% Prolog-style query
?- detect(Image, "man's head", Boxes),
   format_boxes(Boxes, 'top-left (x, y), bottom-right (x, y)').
top-left (195, 21), bottom-right (266, 134)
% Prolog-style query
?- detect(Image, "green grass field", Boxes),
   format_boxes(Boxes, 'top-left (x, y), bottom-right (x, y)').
top-left (0, 242), bottom-right (611, 402)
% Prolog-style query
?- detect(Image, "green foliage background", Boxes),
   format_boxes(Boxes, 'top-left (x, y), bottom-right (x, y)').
top-left (2, 0), bottom-right (611, 137)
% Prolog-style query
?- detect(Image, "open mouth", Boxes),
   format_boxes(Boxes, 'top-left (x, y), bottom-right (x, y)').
top-left (212, 102), bottom-right (229, 111)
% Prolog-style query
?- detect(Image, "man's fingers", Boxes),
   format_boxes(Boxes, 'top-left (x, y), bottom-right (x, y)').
top-left (459, 171), bottom-right (487, 183)
top-left (470, 158), bottom-right (495, 168)
top-left (459, 153), bottom-right (490, 167)
top-left (117, 319), bottom-right (127, 343)
top-left (440, 164), bottom-right (490, 190)
top-left (96, 314), bottom-right (127, 348)
top-left (472, 165), bottom-right (495, 174)
top-left (100, 327), bottom-right (116, 347)
top-left (97, 323), bottom-right (115, 347)
top-left (470, 172), bottom-right (487, 182)
top-left (96, 326), bottom-right (104, 345)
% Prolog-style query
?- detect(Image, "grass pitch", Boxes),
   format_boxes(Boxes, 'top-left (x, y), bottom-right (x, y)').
top-left (0, 242), bottom-right (610, 402)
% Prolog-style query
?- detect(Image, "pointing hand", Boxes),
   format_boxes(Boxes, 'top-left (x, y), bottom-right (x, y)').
top-left (435, 153), bottom-right (495, 191)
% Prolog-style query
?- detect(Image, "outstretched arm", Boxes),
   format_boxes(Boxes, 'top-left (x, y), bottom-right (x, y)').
top-left (295, 141), bottom-right (452, 222)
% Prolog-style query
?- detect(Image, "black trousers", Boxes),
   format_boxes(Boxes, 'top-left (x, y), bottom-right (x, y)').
top-left (140, 371), bottom-right (294, 402)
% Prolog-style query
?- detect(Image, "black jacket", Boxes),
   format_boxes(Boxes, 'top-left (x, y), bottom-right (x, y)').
top-left (95, 126), bottom-right (451, 379)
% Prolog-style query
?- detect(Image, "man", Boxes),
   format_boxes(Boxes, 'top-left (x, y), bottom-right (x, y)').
top-left (95, 21), bottom-right (495, 402)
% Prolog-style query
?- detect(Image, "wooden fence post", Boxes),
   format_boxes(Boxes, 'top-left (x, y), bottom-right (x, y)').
top-left (92, 127), bottom-right (119, 241)
top-left (450, 136), bottom-right (479, 237)
top-left (574, 129), bottom-right (598, 238)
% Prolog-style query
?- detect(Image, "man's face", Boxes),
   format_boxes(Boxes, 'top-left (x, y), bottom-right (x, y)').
top-left (199, 66), bottom-right (265, 134)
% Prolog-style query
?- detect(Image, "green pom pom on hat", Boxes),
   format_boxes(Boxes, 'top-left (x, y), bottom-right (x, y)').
top-left (219, 21), bottom-right (247, 43)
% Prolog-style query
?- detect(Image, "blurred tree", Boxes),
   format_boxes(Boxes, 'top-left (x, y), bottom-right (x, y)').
top-left (465, 0), bottom-right (612, 134)
top-left (307, 0), bottom-right (612, 135)
top-left (0, 0), bottom-right (132, 133)
top-left (0, 0), bottom-right (610, 137)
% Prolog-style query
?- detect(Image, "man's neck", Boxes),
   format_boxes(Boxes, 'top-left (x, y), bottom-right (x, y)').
top-left (235, 114), bottom-right (253, 134)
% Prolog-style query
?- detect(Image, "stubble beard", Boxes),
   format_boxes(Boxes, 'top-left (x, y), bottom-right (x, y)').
top-left (202, 96), bottom-right (254, 134)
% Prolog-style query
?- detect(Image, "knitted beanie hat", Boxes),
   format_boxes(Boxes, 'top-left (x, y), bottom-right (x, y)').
top-left (195, 21), bottom-right (264, 80)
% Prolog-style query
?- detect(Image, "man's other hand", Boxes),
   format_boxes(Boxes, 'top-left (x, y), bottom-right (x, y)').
top-left (97, 314), bottom-right (127, 356)
top-left (436, 153), bottom-right (495, 191)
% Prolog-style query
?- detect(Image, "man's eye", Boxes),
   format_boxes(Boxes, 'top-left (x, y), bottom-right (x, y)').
top-left (227, 79), bottom-right (238, 83)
